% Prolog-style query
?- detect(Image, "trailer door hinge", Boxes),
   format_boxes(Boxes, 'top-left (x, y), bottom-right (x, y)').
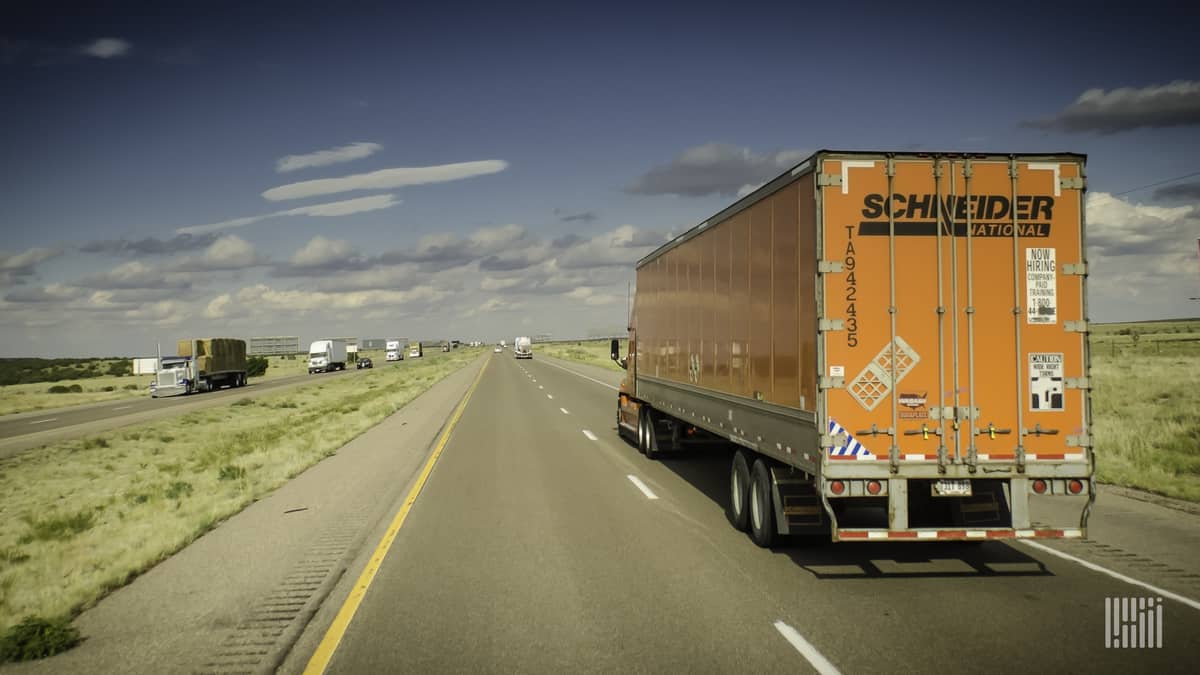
top-left (819, 319), bottom-right (844, 332)
top-left (1064, 320), bottom-right (1089, 333)
top-left (1065, 377), bottom-right (1091, 390)
top-left (819, 376), bottom-right (845, 390)
top-left (929, 406), bottom-right (955, 421)
top-left (1067, 434), bottom-right (1092, 448)
top-left (1060, 176), bottom-right (1086, 190)
top-left (1061, 263), bottom-right (1088, 276)
top-left (817, 173), bottom-right (842, 188)
top-left (817, 260), bottom-right (844, 273)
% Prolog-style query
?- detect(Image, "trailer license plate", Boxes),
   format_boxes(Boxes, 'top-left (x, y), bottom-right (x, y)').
top-left (932, 479), bottom-right (972, 497)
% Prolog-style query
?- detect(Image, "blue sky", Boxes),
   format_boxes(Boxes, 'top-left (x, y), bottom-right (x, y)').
top-left (2, 0), bottom-right (1199, 356)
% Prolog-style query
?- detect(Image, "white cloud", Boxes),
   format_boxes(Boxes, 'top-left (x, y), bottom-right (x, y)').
top-left (261, 160), bottom-right (509, 201)
top-left (481, 276), bottom-right (522, 291)
top-left (0, 246), bottom-right (62, 285)
top-left (290, 236), bottom-right (358, 267)
top-left (193, 235), bottom-right (263, 270)
top-left (208, 283), bottom-right (448, 319)
top-left (276, 142), bottom-right (382, 173)
top-left (204, 294), bottom-right (232, 319)
top-left (81, 38), bottom-right (131, 59)
top-left (176, 194), bottom-right (399, 235)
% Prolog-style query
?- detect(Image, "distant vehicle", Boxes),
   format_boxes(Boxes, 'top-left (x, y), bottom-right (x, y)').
top-left (441, 341), bottom-right (451, 353)
top-left (514, 336), bottom-right (533, 359)
top-left (386, 339), bottom-right (403, 362)
top-left (152, 338), bottom-right (247, 397)
top-left (493, 346), bottom-right (502, 353)
top-left (308, 339), bottom-right (348, 374)
top-left (500, 339), bottom-right (507, 348)
top-left (409, 342), bottom-right (423, 358)
top-left (614, 150), bottom-right (1094, 547)
top-left (357, 357), bottom-right (373, 369)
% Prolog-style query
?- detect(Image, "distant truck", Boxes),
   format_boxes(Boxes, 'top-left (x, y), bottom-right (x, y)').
top-left (408, 342), bottom-right (423, 358)
top-left (308, 339), bottom-right (348, 374)
top-left (386, 340), bottom-right (403, 362)
top-left (612, 150), bottom-right (1094, 546)
top-left (152, 338), bottom-right (247, 397)
top-left (514, 336), bottom-right (533, 359)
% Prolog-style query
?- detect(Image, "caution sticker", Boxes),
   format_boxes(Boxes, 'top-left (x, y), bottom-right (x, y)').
top-left (1026, 248), bottom-right (1057, 324)
top-left (1029, 353), bottom-right (1064, 411)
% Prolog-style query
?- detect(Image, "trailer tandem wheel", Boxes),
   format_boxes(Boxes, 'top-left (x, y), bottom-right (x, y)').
top-left (728, 450), bottom-right (751, 532)
top-left (748, 459), bottom-right (776, 548)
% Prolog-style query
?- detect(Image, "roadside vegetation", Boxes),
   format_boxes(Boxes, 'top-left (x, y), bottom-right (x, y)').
top-left (0, 349), bottom-right (477, 646)
top-left (547, 323), bottom-right (1200, 502)
top-left (536, 339), bottom-right (627, 372)
top-left (0, 350), bottom-right (392, 417)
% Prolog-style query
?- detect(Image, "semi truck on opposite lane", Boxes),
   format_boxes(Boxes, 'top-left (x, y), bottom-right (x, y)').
top-left (152, 338), bottom-right (247, 397)
top-left (612, 150), bottom-right (1094, 546)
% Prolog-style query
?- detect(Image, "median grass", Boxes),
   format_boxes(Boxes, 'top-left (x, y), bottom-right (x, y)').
top-left (537, 339), bottom-right (627, 372)
top-left (547, 326), bottom-right (1200, 502)
top-left (0, 349), bottom-right (478, 640)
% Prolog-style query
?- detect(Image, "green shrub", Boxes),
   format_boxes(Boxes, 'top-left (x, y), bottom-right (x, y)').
top-left (21, 511), bottom-right (96, 543)
top-left (164, 481), bottom-right (193, 500)
top-left (0, 616), bottom-right (81, 662)
top-left (218, 465), bottom-right (246, 481)
top-left (47, 385), bottom-right (70, 394)
top-left (123, 383), bottom-right (140, 390)
top-left (81, 437), bottom-right (109, 450)
top-left (102, 385), bottom-right (115, 392)
top-left (0, 548), bottom-right (30, 565)
top-left (246, 356), bottom-right (269, 378)
top-left (106, 360), bottom-right (132, 377)
top-left (232, 397), bottom-right (254, 407)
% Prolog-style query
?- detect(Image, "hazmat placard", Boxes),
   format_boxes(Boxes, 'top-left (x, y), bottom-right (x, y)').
top-left (1029, 353), bottom-right (1064, 411)
top-left (1026, 248), bottom-right (1057, 324)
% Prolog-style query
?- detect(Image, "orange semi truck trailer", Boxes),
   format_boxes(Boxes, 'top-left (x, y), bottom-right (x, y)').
top-left (612, 151), bottom-right (1094, 546)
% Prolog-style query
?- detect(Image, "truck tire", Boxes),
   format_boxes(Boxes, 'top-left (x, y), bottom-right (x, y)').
top-left (728, 451), bottom-right (751, 531)
top-left (636, 407), bottom-right (649, 455)
top-left (748, 459), bottom-right (776, 548)
top-left (644, 409), bottom-right (663, 460)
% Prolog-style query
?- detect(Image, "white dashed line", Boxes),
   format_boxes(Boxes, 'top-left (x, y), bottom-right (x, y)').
top-left (773, 621), bottom-right (842, 675)
top-left (559, 407), bottom-right (570, 415)
top-left (547, 394), bottom-right (553, 399)
top-left (112, 406), bottom-right (131, 411)
top-left (28, 418), bottom-right (58, 425)
top-left (582, 429), bottom-right (598, 441)
top-left (538, 385), bottom-right (544, 390)
top-left (626, 475), bottom-right (658, 500)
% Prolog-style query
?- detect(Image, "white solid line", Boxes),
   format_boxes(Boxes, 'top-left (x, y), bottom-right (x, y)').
top-left (1019, 540), bottom-right (1200, 612)
top-left (28, 418), bottom-right (58, 425)
top-left (626, 474), bottom-right (659, 500)
top-left (582, 430), bottom-right (598, 441)
top-left (537, 357), bottom-right (620, 391)
top-left (560, 407), bottom-right (570, 415)
top-left (773, 621), bottom-right (842, 675)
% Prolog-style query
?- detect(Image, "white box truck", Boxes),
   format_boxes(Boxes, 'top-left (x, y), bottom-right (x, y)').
top-left (514, 336), bottom-right (533, 359)
top-left (308, 339), bottom-right (348, 374)
top-left (386, 340), bottom-right (403, 361)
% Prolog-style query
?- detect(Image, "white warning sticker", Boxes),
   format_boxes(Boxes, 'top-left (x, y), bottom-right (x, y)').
top-left (1026, 247), bottom-right (1057, 324)
top-left (1029, 353), bottom-right (1064, 411)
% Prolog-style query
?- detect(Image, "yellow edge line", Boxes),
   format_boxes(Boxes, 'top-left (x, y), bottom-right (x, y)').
top-left (303, 357), bottom-right (490, 674)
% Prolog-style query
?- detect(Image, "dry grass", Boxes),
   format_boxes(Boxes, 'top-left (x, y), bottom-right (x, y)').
top-left (0, 349), bottom-right (476, 632)
top-left (547, 328), bottom-right (1200, 502)
top-left (536, 339), bottom-right (628, 372)
top-left (0, 350), bottom-right (400, 416)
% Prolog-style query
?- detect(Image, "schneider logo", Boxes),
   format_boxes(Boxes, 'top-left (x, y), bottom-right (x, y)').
top-left (858, 193), bottom-right (1054, 237)
top-left (1105, 597), bottom-right (1163, 648)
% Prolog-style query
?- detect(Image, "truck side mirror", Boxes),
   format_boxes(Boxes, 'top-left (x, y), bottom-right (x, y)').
top-left (610, 338), bottom-right (626, 369)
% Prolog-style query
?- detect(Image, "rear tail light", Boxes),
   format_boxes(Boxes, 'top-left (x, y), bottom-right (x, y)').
top-left (1032, 479), bottom-right (1047, 494)
top-left (830, 480), bottom-right (845, 495)
top-left (866, 480), bottom-right (882, 495)
top-left (1068, 479), bottom-right (1084, 494)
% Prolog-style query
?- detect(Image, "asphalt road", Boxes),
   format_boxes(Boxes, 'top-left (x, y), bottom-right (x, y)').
top-left (307, 353), bottom-right (1200, 674)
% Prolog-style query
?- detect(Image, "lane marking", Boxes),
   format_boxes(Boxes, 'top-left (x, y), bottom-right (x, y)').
top-left (547, 394), bottom-right (553, 400)
top-left (1019, 540), bottom-right (1200, 612)
top-left (28, 418), bottom-right (58, 425)
top-left (112, 406), bottom-right (131, 411)
top-left (626, 475), bottom-right (658, 500)
top-left (537, 357), bottom-right (620, 391)
top-left (538, 385), bottom-right (544, 390)
top-left (582, 430), bottom-right (598, 441)
top-left (531, 379), bottom-right (537, 383)
top-left (773, 621), bottom-right (842, 675)
top-left (303, 358), bottom-right (491, 675)
top-left (560, 407), bottom-right (570, 415)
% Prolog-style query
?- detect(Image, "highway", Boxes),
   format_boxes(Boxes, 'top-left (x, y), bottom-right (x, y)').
top-left (299, 353), bottom-right (1200, 674)
top-left (0, 360), bottom-right (386, 458)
